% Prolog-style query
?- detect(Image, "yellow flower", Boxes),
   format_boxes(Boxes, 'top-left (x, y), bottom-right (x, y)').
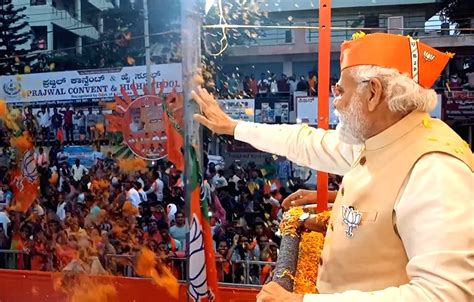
top-left (280, 207), bottom-right (304, 237)
top-left (454, 147), bottom-right (464, 155)
top-left (462, 140), bottom-right (470, 148)
top-left (422, 117), bottom-right (432, 128)
top-left (352, 31), bottom-right (366, 40)
top-left (24, 65), bottom-right (31, 74)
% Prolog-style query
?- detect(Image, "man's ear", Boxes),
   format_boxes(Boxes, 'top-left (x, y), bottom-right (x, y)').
top-left (367, 78), bottom-right (384, 112)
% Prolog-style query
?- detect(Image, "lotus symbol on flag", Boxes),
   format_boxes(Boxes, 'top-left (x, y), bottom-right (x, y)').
top-left (14, 150), bottom-right (38, 191)
top-left (342, 205), bottom-right (362, 238)
top-left (188, 214), bottom-right (215, 301)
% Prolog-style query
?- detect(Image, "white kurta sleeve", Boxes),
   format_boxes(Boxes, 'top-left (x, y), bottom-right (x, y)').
top-left (303, 153), bottom-right (474, 302)
top-left (234, 122), bottom-right (361, 175)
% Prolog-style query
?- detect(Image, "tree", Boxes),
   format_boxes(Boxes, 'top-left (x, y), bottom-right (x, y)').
top-left (81, 5), bottom-right (144, 69)
top-left (0, 0), bottom-right (36, 75)
top-left (440, 0), bottom-right (474, 31)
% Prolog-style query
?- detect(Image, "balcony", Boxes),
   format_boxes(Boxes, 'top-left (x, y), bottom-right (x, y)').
top-left (26, 4), bottom-right (100, 40)
top-left (258, 0), bottom-right (441, 12)
top-left (87, 0), bottom-right (114, 11)
top-left (227, 12), bottom-right (473, 58)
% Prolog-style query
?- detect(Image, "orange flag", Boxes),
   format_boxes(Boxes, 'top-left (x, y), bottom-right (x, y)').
top-left (10, 149), bottom-right (39, 212)
top-left (162, 91), bottom-right (185, 171)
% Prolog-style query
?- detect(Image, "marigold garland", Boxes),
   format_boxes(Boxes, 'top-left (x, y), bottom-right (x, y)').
top-left (293, 231), bottom-right (325, 294)
top-left (278, 208), bottom-right (331, 294)
top-left (280, 207), bottom-right (304, 237)
top-left (294, 210), bottom-right (331, 294)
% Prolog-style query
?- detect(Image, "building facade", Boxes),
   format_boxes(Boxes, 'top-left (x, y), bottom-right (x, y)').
top-left (222, 0), bottom-right (474, 80)
top-left (15, 0), bottom-right (118, 54)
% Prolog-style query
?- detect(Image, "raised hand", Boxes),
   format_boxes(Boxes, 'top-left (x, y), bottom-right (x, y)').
top-left (191, 87), bottom-right (238, 135)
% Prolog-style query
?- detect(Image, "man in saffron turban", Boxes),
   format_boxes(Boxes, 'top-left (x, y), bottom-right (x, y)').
top-left (192, 33), bottom-right (473, 302)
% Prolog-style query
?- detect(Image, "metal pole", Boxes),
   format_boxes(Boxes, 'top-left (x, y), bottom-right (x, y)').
top-left (181, 0), bottom-right (202, 299)
top-left (143, 0), bottom-right (152, 93)
top-left (316, 0), bottom-right (331, 212)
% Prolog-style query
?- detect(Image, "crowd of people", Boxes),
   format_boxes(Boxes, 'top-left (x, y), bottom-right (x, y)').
top-left (214, 71), bottom-right (338, 100)
top-left (0, 103), bottom-right (342, 285)
top-left (2, 105), bottom-right (108, 147)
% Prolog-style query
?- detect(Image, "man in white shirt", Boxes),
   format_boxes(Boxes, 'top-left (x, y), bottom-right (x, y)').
top-left (35, 147), bottom-right (48, 167)
top-left (192, 33), bottom-right (473, 302)
top-left (288, 75), bottom-right (298, 94)
top-left (37, 106), bottom-right (51, 144)
top-left (136, 182), bottom-right (147, 203)
top-left (127, 182), bottom-right (142, 209)
top-left (145, 171), bottom-right (164, 203)
top-left (212, 169), bottom-right (228, 190)
top-left (0, 210), bottom-right (10, 238)
top-left (71, 159), bottom-right (88, 182)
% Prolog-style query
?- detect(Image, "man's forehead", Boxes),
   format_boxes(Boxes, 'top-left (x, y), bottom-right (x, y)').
top-left (338, 68), bottom-right (357, 86)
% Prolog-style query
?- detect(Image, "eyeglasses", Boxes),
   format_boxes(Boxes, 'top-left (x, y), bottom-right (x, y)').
top-left (331, 80), bottom-right (370, 98)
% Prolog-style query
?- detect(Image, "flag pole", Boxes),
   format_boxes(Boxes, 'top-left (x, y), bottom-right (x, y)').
top-left (316, 0), bottom-right (331, 213)
top-left (181, 0), bottom-right (202, 299)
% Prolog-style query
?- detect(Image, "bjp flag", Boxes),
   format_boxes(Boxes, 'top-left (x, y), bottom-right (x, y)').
top-left (10, 149), bottom-right (39, 212)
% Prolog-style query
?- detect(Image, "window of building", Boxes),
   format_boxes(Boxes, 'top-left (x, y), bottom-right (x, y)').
top-left (30, 0), bottom-right (47, 5)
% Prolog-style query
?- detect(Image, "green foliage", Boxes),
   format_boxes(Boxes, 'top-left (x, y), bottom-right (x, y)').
top-left (0, 0), bottom-right (36, 75)
top-left (81, 6), bottom-right (144, 68)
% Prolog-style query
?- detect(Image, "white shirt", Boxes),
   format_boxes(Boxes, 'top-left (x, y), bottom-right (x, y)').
top-left (57, 202), bottom-right (67, 221)
top-left (138, 188), bottom-right (147, 203)
top-left (229, 174), bottom-right (241, 190)
top-left (212, 175), bottom-right (228, 189)
top-left (289, 80), bottom-right (297, 93)
top-left (235, 121), bottom-right (473, 302)
top-left (146, 178), bottom-right (164, 202)
top-left (270, 80), bottom-right (278, 93)
top-left (127, 188), bottom-right (141, 209)
top-left (0, 211), bottom-right (10, 237)
top-left (71, 164), bottom-right (88, 182)
top-left (38, 111), bottom-right (51, 127)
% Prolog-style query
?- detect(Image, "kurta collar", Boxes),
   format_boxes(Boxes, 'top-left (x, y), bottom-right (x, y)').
top-left (364, 111), bottom-right (429, 151)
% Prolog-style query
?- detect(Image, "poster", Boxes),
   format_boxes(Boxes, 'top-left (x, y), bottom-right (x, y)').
top-left (295, 96), bottom-right (338, 126)
top-left (443, 91), bottom-right (474, 124)
top-left (254, 96), bottom-right (290, 124)
top-left (122, 95), bottom-right (167, 160)
top-left (64, 145), bottom-right (98, 168)
top-left (220, 98), bottom-right (255, 122)
top-left (0, 63), bottom-right (182, 104)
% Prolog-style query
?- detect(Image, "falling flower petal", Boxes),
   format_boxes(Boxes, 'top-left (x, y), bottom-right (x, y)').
top-left (422, 117), bottom-right (432, 128)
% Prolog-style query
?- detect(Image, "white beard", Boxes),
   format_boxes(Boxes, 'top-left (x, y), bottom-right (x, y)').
top-left (334, 95), bottom-right (369, 145)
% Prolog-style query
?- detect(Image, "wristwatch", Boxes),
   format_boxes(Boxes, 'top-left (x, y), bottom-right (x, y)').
top-left (299, 212), bottom-right (311, 227)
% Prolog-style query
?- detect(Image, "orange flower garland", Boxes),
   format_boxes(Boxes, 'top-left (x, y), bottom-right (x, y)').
top-left (280, 207), bottom-right (304, 237)
top-left (294, 210), bottom-right (331, 294)
top-left (279, 208), bottom-right (331, 294)
top-left (293, 231), bottom-right (325, 294)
